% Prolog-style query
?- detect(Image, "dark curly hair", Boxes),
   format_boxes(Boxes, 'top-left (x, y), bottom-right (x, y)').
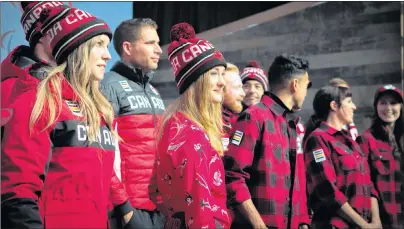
top-left (267, 54), bottom-right (309, 90)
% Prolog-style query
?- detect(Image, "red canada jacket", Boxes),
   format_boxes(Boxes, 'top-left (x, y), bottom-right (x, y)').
top-left (101, 62), bottom-right (165, 211)
top-left (1, 66), bottom-right (131, 229)
top-left (153, 112), bottom-right (231, 229)
top-left (1, 46), bottom-right (47, 109)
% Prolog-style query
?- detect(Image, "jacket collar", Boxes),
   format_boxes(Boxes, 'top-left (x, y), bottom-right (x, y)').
top-left (111, 61), bottom-right (155, 84)
top-left (1, 45), bottom-right (47, 82)
top-left (57, 73), bottom-right (77, 101)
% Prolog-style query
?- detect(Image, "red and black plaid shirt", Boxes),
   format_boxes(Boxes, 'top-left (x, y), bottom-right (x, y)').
top-left (304, 122), bottom-right (377, 229)
top-left (357, 129), bottom-right (404, 229)
top-left (222, 107), bottom-right (238, 151)
top-left (224, 93), bottom-right (310, 229)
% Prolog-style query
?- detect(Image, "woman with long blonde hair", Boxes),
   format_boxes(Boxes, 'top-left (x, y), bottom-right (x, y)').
top-left (150, 22), bottom-right (231, 229)
top-left (1, 6), bottom-right (135, 229)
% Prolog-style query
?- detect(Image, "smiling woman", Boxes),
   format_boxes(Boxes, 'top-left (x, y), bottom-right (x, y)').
top-left (303, 85), bottom-right (381, 229)
top-left (356, 85), bottom-right (404, 229)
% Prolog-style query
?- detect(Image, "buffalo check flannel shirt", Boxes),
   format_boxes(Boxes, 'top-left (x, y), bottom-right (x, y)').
top-left (222, 107), bottom-right (238, 151)
top-left (304, 122), bottom-right (377, 229)
top-left (357, 129), bottom-right (404, 229)
top-left (224, 93), bottom-right (310, 229)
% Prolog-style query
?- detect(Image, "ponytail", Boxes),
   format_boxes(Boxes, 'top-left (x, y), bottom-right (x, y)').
top-left (303, 114), bottom-right (325, 143)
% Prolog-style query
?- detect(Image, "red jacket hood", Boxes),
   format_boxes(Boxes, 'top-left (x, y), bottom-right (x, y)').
top-left (1, 45), bottom-right (46, 83)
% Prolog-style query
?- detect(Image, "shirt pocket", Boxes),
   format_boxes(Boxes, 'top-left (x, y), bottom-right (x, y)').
top-left (370, 150), bottom-right (394, 175)
top-left (334, 147), bottom-right (358, 172)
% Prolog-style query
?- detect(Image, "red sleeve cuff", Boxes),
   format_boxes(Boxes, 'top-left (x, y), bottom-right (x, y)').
top-left (335, 192), bottom-right (348, 208)
top-left (371, 187), bottom-right (379, 199)
top-left (232, 183), bottom-right (251, 206)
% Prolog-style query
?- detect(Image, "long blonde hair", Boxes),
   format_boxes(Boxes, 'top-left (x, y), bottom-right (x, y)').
top-left (29, 35), bottom-right (118, 143)
top-left (157, 70), bottom-right (224, 156)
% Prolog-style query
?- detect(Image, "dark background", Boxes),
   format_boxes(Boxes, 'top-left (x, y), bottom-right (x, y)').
top-left (133, 1), bottom-right (288, 45)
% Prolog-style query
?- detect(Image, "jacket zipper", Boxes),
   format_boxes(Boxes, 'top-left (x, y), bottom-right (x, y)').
top-left (141, 74), bottom-right (157, 128)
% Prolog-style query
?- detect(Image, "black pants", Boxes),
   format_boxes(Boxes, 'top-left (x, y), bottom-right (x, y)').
top-left (109, 208), bottom-right (166, 229)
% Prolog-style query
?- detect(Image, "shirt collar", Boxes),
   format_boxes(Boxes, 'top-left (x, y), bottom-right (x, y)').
top-left (261, 92), bottom-right (298, 122)
top-left (318, 121), bottom-right (350, 137)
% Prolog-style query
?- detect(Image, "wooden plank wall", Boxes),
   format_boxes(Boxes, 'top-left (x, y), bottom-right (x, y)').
top-left (152, 2), bottom-right (401, 132)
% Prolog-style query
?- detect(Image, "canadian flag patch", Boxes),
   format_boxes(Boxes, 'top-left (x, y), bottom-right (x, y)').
top-left (231, 130), bottom-right (244, 146)
top-left (65, 100), bottom-right (83, 117)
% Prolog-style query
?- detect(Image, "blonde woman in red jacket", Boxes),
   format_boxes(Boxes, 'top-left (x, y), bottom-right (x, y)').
top-left (1, 6), bottom-right (135, 229)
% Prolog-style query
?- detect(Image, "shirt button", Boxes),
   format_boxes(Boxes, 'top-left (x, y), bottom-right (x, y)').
top-left (286, 197), bottom-right (290, 201)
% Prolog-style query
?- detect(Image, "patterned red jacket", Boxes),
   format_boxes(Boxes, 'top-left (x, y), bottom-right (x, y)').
top-left (153, 112), bottom-right (231, 229)
top-left (357, 128), bottom-right (404, 229)
top-left (224, 93), bottom-right (310, 229)
top-left (304, 122), bottom-right (377, 229)
top-left (1, 67), bottom-right (131, 229)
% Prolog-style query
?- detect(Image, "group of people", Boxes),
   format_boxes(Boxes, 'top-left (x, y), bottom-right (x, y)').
top-left (1, 2), bottom-right (403, 229)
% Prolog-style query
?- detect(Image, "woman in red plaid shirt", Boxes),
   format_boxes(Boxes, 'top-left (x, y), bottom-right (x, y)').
top-left (357, 85), bottom-right (404, 229)
top-left (304, 85), bottom-right (381, 229)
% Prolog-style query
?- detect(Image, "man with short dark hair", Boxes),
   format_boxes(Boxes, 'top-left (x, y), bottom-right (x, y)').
top-left (225, 54), bottom-right (312, 229)
top-left (112, 18), bottom-right (161, 71)
top-left (101, 18), bottom-right (165, 228)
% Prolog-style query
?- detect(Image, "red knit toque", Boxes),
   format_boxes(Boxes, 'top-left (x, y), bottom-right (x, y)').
top-left (167, 22), bottom-right (227, 94)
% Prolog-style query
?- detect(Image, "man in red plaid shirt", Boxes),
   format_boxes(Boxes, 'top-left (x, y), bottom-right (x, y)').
top-left (224, 54), bottom-right (312, 229)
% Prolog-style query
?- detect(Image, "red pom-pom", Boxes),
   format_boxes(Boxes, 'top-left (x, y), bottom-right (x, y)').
top-left (170, 22), bottom-right (196, 42)
top-left (246, 60), bottom-right (259, 68)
